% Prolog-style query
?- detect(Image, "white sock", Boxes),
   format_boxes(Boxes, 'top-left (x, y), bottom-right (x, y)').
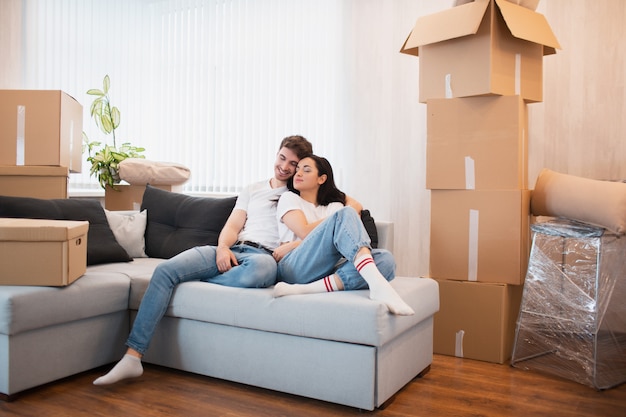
top-left (354, 254), bottom-right (414, 316)
top-left (93, 353), bottom-right (143, 385)
top-left (273, 275), bottom-right (340, 297)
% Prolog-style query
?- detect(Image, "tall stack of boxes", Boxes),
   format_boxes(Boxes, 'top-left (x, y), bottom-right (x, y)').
top-left (0, 90), bottom-right (83, 199)
top-left (401, 0), bottom-right (560, 363)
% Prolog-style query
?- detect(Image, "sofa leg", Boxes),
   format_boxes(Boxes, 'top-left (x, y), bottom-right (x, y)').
top-left (0, 392), bottom-right (20, 402)
top-left (416, 364), bottom-right (431, 379)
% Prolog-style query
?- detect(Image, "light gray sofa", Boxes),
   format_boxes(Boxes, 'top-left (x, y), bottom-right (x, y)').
top-left (0, 213), bottom-right (439, 410)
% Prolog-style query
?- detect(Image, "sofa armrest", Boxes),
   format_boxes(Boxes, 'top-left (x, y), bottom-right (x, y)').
top-left (375, 221), bottom-right (394, 253)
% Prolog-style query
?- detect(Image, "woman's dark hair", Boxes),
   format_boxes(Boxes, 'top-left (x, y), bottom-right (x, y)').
top-left (288, 154), bottom-right (346, 206)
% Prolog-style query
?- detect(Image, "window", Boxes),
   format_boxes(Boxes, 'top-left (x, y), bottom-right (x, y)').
top-left (20, 0), bottom-right (347, 193)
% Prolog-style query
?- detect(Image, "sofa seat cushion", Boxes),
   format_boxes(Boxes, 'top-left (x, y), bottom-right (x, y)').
top-left (107, 258), bottom-right (439, 347)
top-left (0, 272), bottom-right (131, 336)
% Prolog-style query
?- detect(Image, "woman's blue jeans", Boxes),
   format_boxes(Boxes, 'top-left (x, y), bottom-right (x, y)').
top-left (277, 206), bottom-right (396, 290)
top-left (127, 245), bottom-right (276, 354)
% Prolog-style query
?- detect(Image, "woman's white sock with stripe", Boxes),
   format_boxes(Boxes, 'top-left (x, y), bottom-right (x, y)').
top-left (273, 275), bottom-right (339, 298)
top-left (354, 254), bottom-right (414, 316)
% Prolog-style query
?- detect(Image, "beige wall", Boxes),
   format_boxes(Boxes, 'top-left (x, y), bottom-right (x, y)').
top-left (529, 0), bottom-right (626, 183)
top-left (0, 0), bottom-right (22, 88)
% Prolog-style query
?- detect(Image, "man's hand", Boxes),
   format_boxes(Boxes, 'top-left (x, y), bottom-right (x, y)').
top-left (215, 209), bottom-right (247, 272)
top-left (216, 245), bottom-right (239, 272)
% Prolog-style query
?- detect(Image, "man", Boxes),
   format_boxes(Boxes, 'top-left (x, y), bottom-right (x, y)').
top-left (93, 135), bottom-right (313, 385)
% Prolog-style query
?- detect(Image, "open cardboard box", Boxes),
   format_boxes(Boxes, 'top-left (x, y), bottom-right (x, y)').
top-left (400, 0), bottom-right (560, 103)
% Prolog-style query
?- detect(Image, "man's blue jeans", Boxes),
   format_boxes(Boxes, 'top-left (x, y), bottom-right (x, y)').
top-left (127, 245), bottom-right (276, 354)
top-left (277, 207), bottom-right (396, 290)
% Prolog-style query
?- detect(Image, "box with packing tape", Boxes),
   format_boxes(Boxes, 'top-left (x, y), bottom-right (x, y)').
top-left (434, 278), bottom-right (523, 364)
top-left (0, 90), bottom-right (83, 172)
top-left (426, 95), bottom-right (528, 190)
top-left (429, 189), bottom-right (531, 285)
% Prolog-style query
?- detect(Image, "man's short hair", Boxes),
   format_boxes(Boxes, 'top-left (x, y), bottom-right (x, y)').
top-left (279, 135), bottom-right (313, 159)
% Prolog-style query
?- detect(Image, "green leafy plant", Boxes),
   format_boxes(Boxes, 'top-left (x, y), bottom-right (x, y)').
top-left (83, 75), bottom-right (145, 190)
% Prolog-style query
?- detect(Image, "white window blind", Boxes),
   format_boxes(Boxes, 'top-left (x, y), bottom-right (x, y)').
top-left (19, 0), bottom-right (346, 193)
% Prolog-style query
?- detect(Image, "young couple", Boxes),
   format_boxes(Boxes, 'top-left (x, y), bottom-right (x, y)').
top-left (94, 135), bottom-right (413, 386)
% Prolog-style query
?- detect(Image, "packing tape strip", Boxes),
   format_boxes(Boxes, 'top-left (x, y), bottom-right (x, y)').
top-left (16, 105), bottom-right (25, 165)
top-left (515, 53), bottom-right (521, 95)
top-left (69, 120), bottom-right (74, 171)
top-left (464, 156), bottom-right (476, 190)
top-left (468, 209), bottom-right (479, 281)
top-left (455, 330), bottom-right (465, 357)
top-left (445, 73), bottom-right (453, 98)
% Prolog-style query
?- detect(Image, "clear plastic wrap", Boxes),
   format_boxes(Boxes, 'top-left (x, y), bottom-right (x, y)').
top-left (511, 218), bottom-right (626, 389)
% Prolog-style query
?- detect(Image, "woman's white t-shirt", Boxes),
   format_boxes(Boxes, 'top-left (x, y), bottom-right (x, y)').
top-left (276, 191), bottom-right (343, 243)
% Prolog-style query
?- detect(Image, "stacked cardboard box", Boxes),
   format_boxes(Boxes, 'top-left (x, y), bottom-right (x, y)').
top-left (401, 0), bottom-right (560, 363)
top-left (0, 90), bottom-right (83, 199)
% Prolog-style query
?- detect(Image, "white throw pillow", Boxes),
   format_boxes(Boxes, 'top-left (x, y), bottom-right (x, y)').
top-left (104, 209), bottom-right (148, 258)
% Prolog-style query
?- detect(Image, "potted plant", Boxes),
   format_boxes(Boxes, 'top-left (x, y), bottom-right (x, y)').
top-left (83, 75), bottom-right (145, 190)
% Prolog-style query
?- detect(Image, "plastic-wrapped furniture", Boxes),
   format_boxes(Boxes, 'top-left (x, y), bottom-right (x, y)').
top-left (511, 218), bottom-right (626, 389)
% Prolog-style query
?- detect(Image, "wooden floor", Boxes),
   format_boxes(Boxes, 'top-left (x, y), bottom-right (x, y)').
top-left (2, 354), bottom-right (625, 417)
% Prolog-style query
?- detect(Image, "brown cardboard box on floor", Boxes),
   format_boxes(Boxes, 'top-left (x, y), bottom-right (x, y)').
top-left (0, 218), bottom-right (89, 286)
top-left (0, 165), bottom-right (69, 199)
top-left (433, 278), bottom-right (523, 364)
top-left (429, 189), bottom-right (531, 285)
top-left (400, 0), bottom-right (560, 103)
top-left (104, 184), bottom-right (183, 211)
top-left (0, 90), bottom-right (83, 172)
top-left (426, 95), bottom-right (528, 190)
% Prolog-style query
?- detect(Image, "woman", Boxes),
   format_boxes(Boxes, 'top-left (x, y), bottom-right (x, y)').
top-left (272, 155), bottom-right (414, 316)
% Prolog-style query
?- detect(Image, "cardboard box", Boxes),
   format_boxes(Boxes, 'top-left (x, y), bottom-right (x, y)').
top-left (429, 189), bottom-right (531, 284)
top-left (400, 0), bottom-right (560, 103)
top-left (104, 184), bottom-right (183, 210)
top-left (0, 165), bottom-right (69, 199)
top-left (434, 279), bottom-right (523, 363)
top-left (0, 218), bottom-right (89, 286)
top-left (0, 90), bottom-right (83, 172)
top-left (426, 95), bottom-right (528, 190)
top-left (455, 0), bottom-right (539, 10)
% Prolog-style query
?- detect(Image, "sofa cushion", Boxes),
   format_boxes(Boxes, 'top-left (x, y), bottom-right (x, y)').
top-left (0, 195), bottom-right (132, 265)
top-left (141, 185), bottom-right (237, 259)
top-left (116, 258), bottom-right (439, 347)
top-left (0, 272), bottom-right (131, 335)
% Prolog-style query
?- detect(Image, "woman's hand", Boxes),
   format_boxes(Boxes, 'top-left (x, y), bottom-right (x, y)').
top-left (345, 195), bottom-right (363, 214)
top-left (273, 241), bottom-right (300, 262)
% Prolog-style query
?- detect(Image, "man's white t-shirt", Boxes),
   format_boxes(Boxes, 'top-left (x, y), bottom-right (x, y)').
top-left (234, 179), bottom-right (286, 250)
top-left (276, 191), bottom-right (343, 243)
